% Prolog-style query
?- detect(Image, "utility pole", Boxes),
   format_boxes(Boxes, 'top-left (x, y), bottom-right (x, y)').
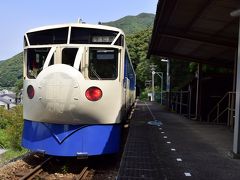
top-left (155, 72), bottom-right (163, 104)
top-left (161, 59), bottom-right (170, 92)
top-left (152, 71), bottom-right (155, 101)
top-left (150, 64), bottom-right (157, 101)
top-left (161, 59), bottom-right (171, 107)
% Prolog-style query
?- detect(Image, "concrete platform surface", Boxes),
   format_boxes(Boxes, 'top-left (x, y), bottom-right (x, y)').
top-left (117, 100), bottom-right (240, 180)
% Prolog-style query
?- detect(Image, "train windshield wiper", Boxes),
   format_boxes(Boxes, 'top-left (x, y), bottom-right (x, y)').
top-left (90, 66), bottom-right (101, 80)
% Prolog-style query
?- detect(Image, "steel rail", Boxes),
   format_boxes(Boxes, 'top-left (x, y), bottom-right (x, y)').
top-left (75, 166), bottom-right (89, 180)
top-left (20, 157), bottom-right (52, 180)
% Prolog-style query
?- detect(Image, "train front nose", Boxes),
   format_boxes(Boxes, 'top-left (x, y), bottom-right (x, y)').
top-left (40, 73), bottom-right (78, 112)
top-left (29, 64), bottom-right (85, 123)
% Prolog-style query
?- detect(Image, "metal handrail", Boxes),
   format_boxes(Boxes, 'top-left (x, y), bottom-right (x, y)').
top-left (211, 108), bottom-right (229, 123)
top-left (170, 90), bottom-right (191, 118)
top-left (207, 92), bottom-right (236, 124)
top-left (207, 92), bottom-right (230, 121)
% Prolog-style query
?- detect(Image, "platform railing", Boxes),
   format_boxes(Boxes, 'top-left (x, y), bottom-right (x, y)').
top-left (207, 92), bottom-right (237, 126)
top-left (159, 90), bottom-right (192, 119)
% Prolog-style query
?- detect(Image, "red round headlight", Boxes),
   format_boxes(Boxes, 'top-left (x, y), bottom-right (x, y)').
top-left (85, 87), bottom-right (102, 101)
top-left (27, 85), bottom-right (35, 99)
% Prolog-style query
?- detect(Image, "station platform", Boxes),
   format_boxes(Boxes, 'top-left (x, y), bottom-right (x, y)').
top-left (117, 100), bottom-right (240, 180)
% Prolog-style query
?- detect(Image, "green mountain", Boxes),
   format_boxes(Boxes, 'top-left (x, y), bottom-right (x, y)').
top-left (0, 53), bottom-right (23, 89)
top-left (104, 13), bottom-right (155, 35)
top-left (0, 13), bottom-right (155, 89)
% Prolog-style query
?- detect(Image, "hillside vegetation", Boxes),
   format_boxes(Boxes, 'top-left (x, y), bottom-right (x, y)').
top-left (0, 53), bottom-right (22, 89)
top-left (104, 13), bottom-right (155, 34)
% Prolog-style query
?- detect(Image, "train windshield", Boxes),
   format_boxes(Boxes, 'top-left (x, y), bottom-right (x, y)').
top-left (89, 48), bottom-right (118, 80)
top-left (27, 28), bottom-right (68, 45)
top-left (62, 48), bottom-right (78, 67)
top-left (71, 28), bottom-right (118, 44)
top-left (27, 48), bottom-right (54, 78)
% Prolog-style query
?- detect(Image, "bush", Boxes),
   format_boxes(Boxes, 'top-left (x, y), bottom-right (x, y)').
top-left (139, 87), bottom-right (149, 100)
top-left (6, 106), bottom-right (23, 150)
top-left (140, 86), bottom-right (163, 101)
top-left (0, 108), bottom-right (11, 129)
top-left (0, 129), bottom-right (10, 148)
top-left (0, 106), bottom-right (23, 150)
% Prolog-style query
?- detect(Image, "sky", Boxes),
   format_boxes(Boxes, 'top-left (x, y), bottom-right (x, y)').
top-left (0, 0), bottom-right (158, 60)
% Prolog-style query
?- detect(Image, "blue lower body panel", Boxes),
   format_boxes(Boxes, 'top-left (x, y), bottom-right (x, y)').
top-left (22, 120), bottom-right (121, 156)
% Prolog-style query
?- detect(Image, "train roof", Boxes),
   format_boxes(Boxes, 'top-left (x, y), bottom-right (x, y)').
top-left (26, 23), bottom-right (125, 35)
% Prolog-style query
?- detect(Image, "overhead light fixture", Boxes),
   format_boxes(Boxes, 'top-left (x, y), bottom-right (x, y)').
top-left (161, 59), bottom-right (168, 62)
top-left (230, 9), bottom-right (240, 17)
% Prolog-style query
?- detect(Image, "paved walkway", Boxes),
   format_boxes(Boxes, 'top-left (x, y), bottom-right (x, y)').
top-left (117, 100), bottom-right (240, 180)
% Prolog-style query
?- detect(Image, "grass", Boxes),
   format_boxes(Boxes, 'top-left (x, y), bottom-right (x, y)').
top-left (0, 148), bottom-right (28, 164)
top-left (0, 105), bottom-right (26, 165)
top-left (0, 129), bottom-right (9, 149)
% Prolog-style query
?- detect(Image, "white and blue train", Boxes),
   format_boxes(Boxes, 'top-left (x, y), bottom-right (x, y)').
top-left (21, 23), bottom-right (136, 157)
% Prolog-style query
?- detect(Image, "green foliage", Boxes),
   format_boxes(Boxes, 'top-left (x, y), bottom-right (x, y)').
top-left (0, 129), bottom-right (10, 148)
top-left (61, 165), bottom-right (69, 174)
top-left (189, 62), bottom-right (232, 74)
top-left (14, 79), bottom-right (23, 91)
top-left (14, 79), bottom-right (24, 97)
top-left (104, 13), bottom-right (155, 35)
top-left (189, 62), bottom-right (198, 73)
top-left (126, 28), bottom-right (154, 89)
top-left (126, 28), bottom-right (152, 66)
top-left (126, 26), bottom-right (196, 92)
top-left (0, 53), bottom-right (23, 89)
top-left (0, 106), bottom-right (24, 150)
top-left (6, 106), bottom-right (24, 150)
top-left (140, 88), bottom-right (150, 100)
top-left (0, 107), bottom-right (11, 130)
top-left (0, 148), bottom-right (28, 164)
top-left (139, 86), bottom-right (163, 100)
top-left (170, 60), bottom-right (194, 90)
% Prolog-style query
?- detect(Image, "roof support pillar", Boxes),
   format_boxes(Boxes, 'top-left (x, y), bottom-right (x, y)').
top-left (232, 9), bottom-right (240, 155)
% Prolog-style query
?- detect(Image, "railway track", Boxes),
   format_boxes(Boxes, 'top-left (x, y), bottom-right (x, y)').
top-left (75, 166), bottom-right (89, 180)
top-left (0, 152), bottom-right (123, 180)
top-left (17, 156), bottom-right (91, 180)
top-left (20, 157), bottom-right (52, 180)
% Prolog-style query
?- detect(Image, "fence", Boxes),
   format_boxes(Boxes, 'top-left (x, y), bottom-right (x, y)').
top-left (156, 90), bottom-right (238, 127)
top-left (158, 90), bottom-right (192, 119)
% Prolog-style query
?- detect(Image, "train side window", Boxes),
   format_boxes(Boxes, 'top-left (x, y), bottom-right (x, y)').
top-left (125, 50), bottom-right (135, 89)
top-left (89, 48), bottom-right (118, 80)
top-left (24, 36), bottom-right (28, 47)
top-left (49, 56), bottom-right (54, 66)
top-left (27, 48), bottom-right (51, 79)
top-left (62, 48), bottom-right (78, 66)
top-left (114, 35), bottom-right (124, 46)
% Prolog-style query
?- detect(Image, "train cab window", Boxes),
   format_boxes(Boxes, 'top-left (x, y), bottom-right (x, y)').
top-left (27, 27), bottom-right (68, 45)
top-left (70, 27), bottom-right (118, 44)
top-left (114, 35), bottom-right (124, 46)
top-left (62, 48), bottom-right (78, 66)
top-left (27, 48), bottom-right (52, 79)
top-left (24, 36), bottom-right (28, 47)
top-left (89, 48), bottom-right (118, 80)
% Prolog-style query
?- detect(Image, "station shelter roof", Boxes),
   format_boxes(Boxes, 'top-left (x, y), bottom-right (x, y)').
top-left (148, 0), bottom-right (240, 68)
